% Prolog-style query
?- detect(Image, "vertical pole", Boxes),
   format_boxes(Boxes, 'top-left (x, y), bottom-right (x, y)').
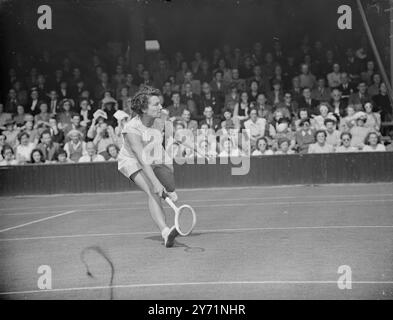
top-left (390, 0), bottom-right (393, 88)
top-left (356, 0), bottom-right (393, 108)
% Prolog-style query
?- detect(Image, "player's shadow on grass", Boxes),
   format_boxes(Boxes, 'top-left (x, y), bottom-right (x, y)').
top-left (145, 232), bottom-right (204, 251)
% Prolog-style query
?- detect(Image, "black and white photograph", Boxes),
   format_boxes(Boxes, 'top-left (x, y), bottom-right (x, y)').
top-left (0, 0), bottom-right (393, 305)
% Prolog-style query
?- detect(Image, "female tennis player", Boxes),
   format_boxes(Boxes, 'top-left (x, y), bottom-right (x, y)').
top-left (118, 85), bottom-right (180, 248)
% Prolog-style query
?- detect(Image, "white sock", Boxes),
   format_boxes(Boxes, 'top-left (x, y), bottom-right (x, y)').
top-left (161, 227), bottom-right (170, 238)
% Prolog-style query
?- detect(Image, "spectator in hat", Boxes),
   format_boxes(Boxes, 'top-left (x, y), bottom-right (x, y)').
top-left (29, 148), bottom-right (46, 164)
top-left (335, 132), bottom-right (358, 153)
top-left (87, 110), bottom-right (109, 139)
top-left (312, 103), bottom-right (334, 131)
top-left (350, 114), bottom-right (371, 149)
top-left (0, 145), bottom-right (18, 166)
top-left (308, 130), bottom-right (334, 153)
top-left (37, 130), bottom-right (61, 162)
top-left (362, 132), bottom-right (386, 152)
top-left (273, 117), bottom-right (295, 151)
top-left (92, 121), bottom-right (116, 156)
top-left (101, 96), bottom-right (118, 127)
top-left (252, 137), bottom-right (274, 156)
top-left (15, 132), bottom-right (36, 164)
top-left (325, 118), bottom-right (341, 149)
top-left (78, 141), bottom-right (106, 163)
top-left (3, 119), bottom-right (19, 148)
top-left (363, 102), bottom-right (381, 132)
top-left (63, 129), bottom-right (87, 162)
top-left (295, 118), bottom-right (315, 154)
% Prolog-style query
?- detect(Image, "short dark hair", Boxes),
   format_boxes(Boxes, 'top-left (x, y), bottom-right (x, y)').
top-left (130, 85), bottom-right (161, 116)
top-left (1, 144), bottom-right (13, 158)
top-left (314, 129), bottom-right (327, 139)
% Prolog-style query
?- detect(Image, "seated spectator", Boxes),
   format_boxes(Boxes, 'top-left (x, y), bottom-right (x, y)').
top-left (325, 118), bottom-right (341, 149)
top-left (290, 76), bottom-right (303, 102)
top-left (92, 121), bottom-right (116, 155)
top-left (360, 60), bottom-right (375, 85)
top-left (362, 132), bottom-right (386, 152)
top-left (272, 118), bottom-right (295, 150)
top-left (233, 91), bottom-right (250, 127)
top-left (312, 103), bottom-right (334, 131)
top-left (106, 143), bottom-right (119, 161)
top-left (200, 82), bottom-right (222, 115)
top-left (210, 70), bottom-right (228, 98)
top-left (178, 109), bottom-right (198, 134)
top-left (298, 63), bottom-right (316, 89)
top-left (34, 102), bottom-right (51, 125)
top-left (294, 108), bottom-right (312, 131)
top-left (367, 74), bottom-right (382, 97)
top-left (348, 82), bottom-right (371, 111)
top-left (113, 110), bottom-right (130, 148)
top-left (337, 73), bottom-right (355, 104)
top-left (373, 83), bottom-right (392, 122)
top-left (2, 119), bottom-right (19, 148)
top-left (199, 106), bottom-right (221, 132)
top-left (254, 93), bottom-right (274, 123)
top-left (37, 130), bottom-right (60, 162)
top-left (100, 96), bottom-right (118, 128)
top-left (297, 87), bottom-right (319, 115)
top-left (63, 129), bottom-right (87, 162)
top-left (27, 89), bottom-right (40, 116)
top-left (29, 148), bottom-right (46, 164)
top-left (79, 141), bottom-right (105, 163)
top-left (267, 79), bottom-right (284, 107)
top-left (57, 99), bottom-right (74, 129)
top-left (312, 78), bottom-right (331, 102)
top-left (295, 118), bottom-right (315, 154)
top-left (363, 102), bottom-right (381, 132)
top-left (336, 132), bottom-right (358, 153)
top-left (339, 104), bottom-right (358, 131)
top-left (0, 133), bottom-right (6, 160)
top-left (327, 63), bottom-right (342, 88)
top-left (308, 130), bottom-right (334, 153)
top-left (196, 139), bottom-right (217, 159)
top-left (117, 86), bottom-right (131, 110)
top-left (224, 84), bottom-right (240, 113)
top-left (63, 113), bottom-right (86, 141)
top-left (0, 145), bottom-right (18, 166)
top-left (229, 68), bottom-right (246, 92)
top-left (275, 138), bottom-right (295, 155)
top-left (47, 90), bottom-right (60, 115)
top-left (220, 109), bottom-right (237, 131)
top-left (248, 80), bottom-right (260, 104)
top-left (15, 132), bottom-right (36, 164)
top-left (181, 71), bottom-right (201, 96)
top-left (167, 92), bottom-right (186, 121)
top-left (244, 108), bottom-right (270, 147)
top-left (14, 105), bottom-right (27, 127)
top-left (275, 92), bottom-right (298, 120)
top-left (218, 137), bottom-right (243, 157)
top-left (330, 88), bottom-right (347, 118)
top-left (0, 103), bottom-right (12, 131)
top-left (214, 58), bottom-right (232, 83)
top-left (350, 114), bottom-right (371, 149)
top-left (181, 82), bottom-right (201, 109)
top-left (94, 72), bottom-right (114, 100)
top-left (47, 117), bottom-right (64, 145)
top-left (252, 137), bottom-right (274, 156)
top-left (56, 149), bottom-right (72, 164)
top-left (79, 99), bottom-right (93, 128)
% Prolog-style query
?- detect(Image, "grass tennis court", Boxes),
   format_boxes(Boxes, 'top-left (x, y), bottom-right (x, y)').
top-left (0, 183), bottom-right (393, 299)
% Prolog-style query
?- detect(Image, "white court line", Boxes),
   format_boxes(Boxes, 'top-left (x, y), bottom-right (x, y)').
top-left (1, 225), bottom-right (392, 242)
top-left (1, 192), bottom-right (392, 212)
top-left (2, 198), bottom-right (393, 217)
top-left (0, 210), bottom-right (76, 233)
top-left (1, 280), bottom-right (393, 296)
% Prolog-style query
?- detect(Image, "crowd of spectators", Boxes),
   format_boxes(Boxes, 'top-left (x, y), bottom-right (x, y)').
top-left (1, 38), bottom-right (393, 165)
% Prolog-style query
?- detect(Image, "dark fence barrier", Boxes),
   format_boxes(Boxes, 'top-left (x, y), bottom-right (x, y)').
top-left (1, 152), bottom-right (393, 196)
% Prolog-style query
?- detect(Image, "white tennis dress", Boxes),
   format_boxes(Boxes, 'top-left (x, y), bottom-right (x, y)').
top-left (118, 116), bottom-right (169, 178)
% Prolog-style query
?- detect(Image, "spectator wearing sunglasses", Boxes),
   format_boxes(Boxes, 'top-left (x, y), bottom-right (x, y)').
top-left (336, 132), bottom-right (358, 153)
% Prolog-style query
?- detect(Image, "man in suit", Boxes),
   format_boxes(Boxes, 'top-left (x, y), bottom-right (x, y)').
top-left (94, 73), bottom-right (114, 100)
top-left (181, 71), bottom-right (201, 95)
top-left (199, 106), bottom-right (221, 132)
top-left (348, 81), bottom-right (371, 111)
top-left (167, 92), bottom-right (186, 121)
top-left (297, 87), bottom-right (319, 115)
top-left (179, 109), bottom-right (198, 135)
top-left (210, 70), bottom-right (228, 97)
top-left (330, 88), bottom-right (347, 118)
top-left (200, 82), bottom-right (222, 115)
top-left (338, 72), bottom-right (356, 103)
top-left (311, 78), bottom-right (331, 102)
top-left (181, 83), bottom-right (200, 109)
